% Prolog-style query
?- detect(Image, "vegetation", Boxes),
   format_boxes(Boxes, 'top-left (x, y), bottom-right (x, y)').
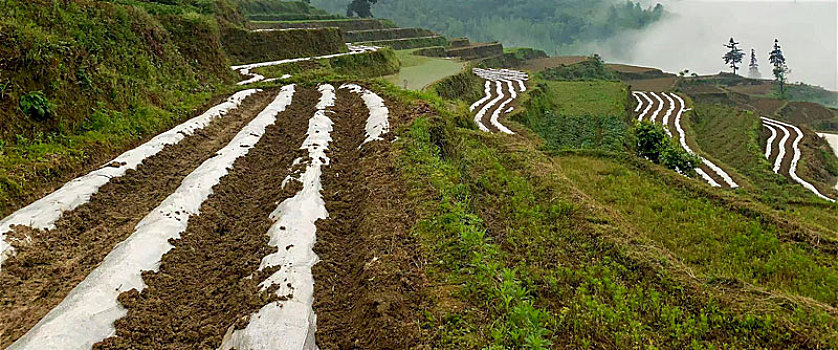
top-left (515, 81), bottom-right (628, 152)
top-left (0, 0), bottom-right (250, 214)
top-left (18, 91), bottom-right (54, 122)
top-left (769, 39), bottom-right (789, 96)
top-left (346, 0), bottom-right (377, 18)
top-left (355, 36), bottom-right (447, 50)
top-left (221, 26), bottom-right (346, 64)
top-left (251, 48), bottom-right (400, 80)
top-left (635, 121), bottom-right (700, 176)
top-left (478, 48), bottom-right (548, 69)
top-left (539, 55), bottom-right (617, 81)
top-left (4, 0), bottom-right (838, 347)
top-left (233, 0), bottom-right (340, 20)
top-left (312, 0), bottom-right (665, 55)
top-left (389, 75), bottom-right (838, 347)
top-left (748, 48), bottom-right (761, 79)
top-left (723, 37), bottom-right (745, 75)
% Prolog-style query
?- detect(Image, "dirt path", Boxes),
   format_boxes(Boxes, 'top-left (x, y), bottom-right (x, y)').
top-left (0, 89), bottom-right (275, 347)
top-left (91, 87), bottom-right (317, 350)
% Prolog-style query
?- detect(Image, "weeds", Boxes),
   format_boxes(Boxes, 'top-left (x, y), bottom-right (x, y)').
top-left (635, 121), bottom-right (699, 175)
top-left (19, 91), bottom-right (54, 121)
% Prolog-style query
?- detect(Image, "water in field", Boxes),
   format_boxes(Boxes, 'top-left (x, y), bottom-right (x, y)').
top-left (595, 0), bottom-right (838, 90)
top-left (383, 49), bottom-right (466, 90)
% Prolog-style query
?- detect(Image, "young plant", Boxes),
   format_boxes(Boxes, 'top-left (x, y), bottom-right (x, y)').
top-left (635, 121), bottom-right (699, 176)
top-left (19, 91), bottom-right (54, 122)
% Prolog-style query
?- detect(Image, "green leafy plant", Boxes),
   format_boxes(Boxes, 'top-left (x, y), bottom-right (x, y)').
top-left (19, 91), bottom-right (54, 122)
top-left (635, 121), bottom-right (699, 175)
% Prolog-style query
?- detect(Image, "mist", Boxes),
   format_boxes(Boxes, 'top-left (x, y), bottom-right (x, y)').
top-left (587, 0), bottom-right (837, 90)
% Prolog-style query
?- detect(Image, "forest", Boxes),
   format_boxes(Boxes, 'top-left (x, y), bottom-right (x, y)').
top-left (311, 0), bottom-right (665, 54)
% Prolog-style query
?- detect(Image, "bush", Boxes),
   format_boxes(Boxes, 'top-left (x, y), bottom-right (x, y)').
top-left (539, 54), bottom-right (616, 81)
top-left (19, 91), bottom-right (53, 121)
top-left (635, 121), bottom-right (699, 175)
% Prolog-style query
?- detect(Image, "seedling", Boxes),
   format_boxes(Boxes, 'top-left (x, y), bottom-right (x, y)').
top-left (19, 91), bottom-right (54, 122)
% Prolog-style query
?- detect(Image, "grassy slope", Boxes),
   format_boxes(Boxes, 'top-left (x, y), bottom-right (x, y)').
top-left (250, 48), bottom-right (401, 81)
top-left (0, 0), bottom-right (243, 215)
top-left (388, 71), bottom-right (838, 348)
top-left (515, 81), bottom-right (629, 152)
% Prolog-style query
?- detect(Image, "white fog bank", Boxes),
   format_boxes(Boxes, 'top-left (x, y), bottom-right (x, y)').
top-left (594, 0), bottom-right (837, 90)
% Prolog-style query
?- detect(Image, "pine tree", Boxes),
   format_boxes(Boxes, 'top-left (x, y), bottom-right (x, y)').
top-left (723, 37), bottom-right (745, 75)
top-left (748, 48), bottom-right (760, 79)
top-left (769, 39), bottom-right (789, 96)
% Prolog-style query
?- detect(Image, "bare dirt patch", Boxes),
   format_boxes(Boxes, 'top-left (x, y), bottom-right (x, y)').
top-left (92, 87), bottom-right (317, 349)
top-left (0, 89), bottom-right (276, 347)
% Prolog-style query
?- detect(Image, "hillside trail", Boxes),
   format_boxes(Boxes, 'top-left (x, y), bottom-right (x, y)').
top-left (1, 83), bottom-right (425, 349)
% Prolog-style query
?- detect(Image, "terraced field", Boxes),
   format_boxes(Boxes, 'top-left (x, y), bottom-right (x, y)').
top-left (762, 118), bottom-right (836, 202)
top-left (468, 68), bottom-right (529, 134)
top-left (0, 80), bottom-right (419, 348)
top-left (633, 91), bottom-right (739, 188)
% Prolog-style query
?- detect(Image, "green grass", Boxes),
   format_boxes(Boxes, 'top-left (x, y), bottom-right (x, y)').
top-left (515, 81), bottom-right (628, 151)
top-left (0, 0), bottom-right (241, 215)
top-left (383, 49), bottom-right (465, 90)
top-left (557, 154), bottom-right (838, 306)
top-left (251, 48), bottom-right (401, 81)
top-left (386, 81), bottom-right (837, 346)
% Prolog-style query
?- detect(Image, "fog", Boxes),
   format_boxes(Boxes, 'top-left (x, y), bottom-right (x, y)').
top-left (590, 0), bottom-right (837, 90)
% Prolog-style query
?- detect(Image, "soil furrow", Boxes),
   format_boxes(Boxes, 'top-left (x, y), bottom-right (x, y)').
top-left (475, 80), bottom-right (503, 133)
top-left (763, 123), bottom-right (778, 160)
top-left (778, 124), bottom-right (795, 176)
top-left (668, 92), bottom-right (737, 188)
top-left (469, 80), bottom-right (493, 112)
top-left (90, 87), bottom-right (317, 349)
top-left (312, 88), bottom-right (424, 349)
top-left (0, 89), bottom-right (275, 347)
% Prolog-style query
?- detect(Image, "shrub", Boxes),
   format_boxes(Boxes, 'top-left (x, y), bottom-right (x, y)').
top-left (19, 91), bottom-right (54, 121)
top-left (635, 121), bottom-right (699, 175)
top-left (540, 54), bottom-right (617, 81)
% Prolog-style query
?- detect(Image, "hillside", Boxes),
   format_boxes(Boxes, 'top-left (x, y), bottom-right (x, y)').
top-left (2, 1), bottom-right (838, 349)
top-left (312, 0), bottom-right (664, 55)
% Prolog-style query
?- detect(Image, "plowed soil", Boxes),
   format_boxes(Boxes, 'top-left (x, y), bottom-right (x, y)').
top-left (474, 82), bottom-right (502, 133)
top-left (92, 87), bottom-right (317, 349)
top-left (0, 89), bottom-right (276, 347)
top-left (4, 84), bottom-right (426, 349)
top-left (312, 89), bottom-right (425, 349)
top-left (646, 92), bottom-right (735, 188)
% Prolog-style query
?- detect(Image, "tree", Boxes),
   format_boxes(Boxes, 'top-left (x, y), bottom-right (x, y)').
top-left (723, 37), bottom-right (745, 75)
top-left (347, 0), bottom-right (378, 18)
top-left (748, 48), bottom-right (761, 79)
top-left (769, 39), bottom-right (789, 96)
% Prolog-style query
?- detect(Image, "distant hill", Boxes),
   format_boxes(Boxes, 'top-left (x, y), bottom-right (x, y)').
top-left (311, 0), bottom-right (664, 54)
